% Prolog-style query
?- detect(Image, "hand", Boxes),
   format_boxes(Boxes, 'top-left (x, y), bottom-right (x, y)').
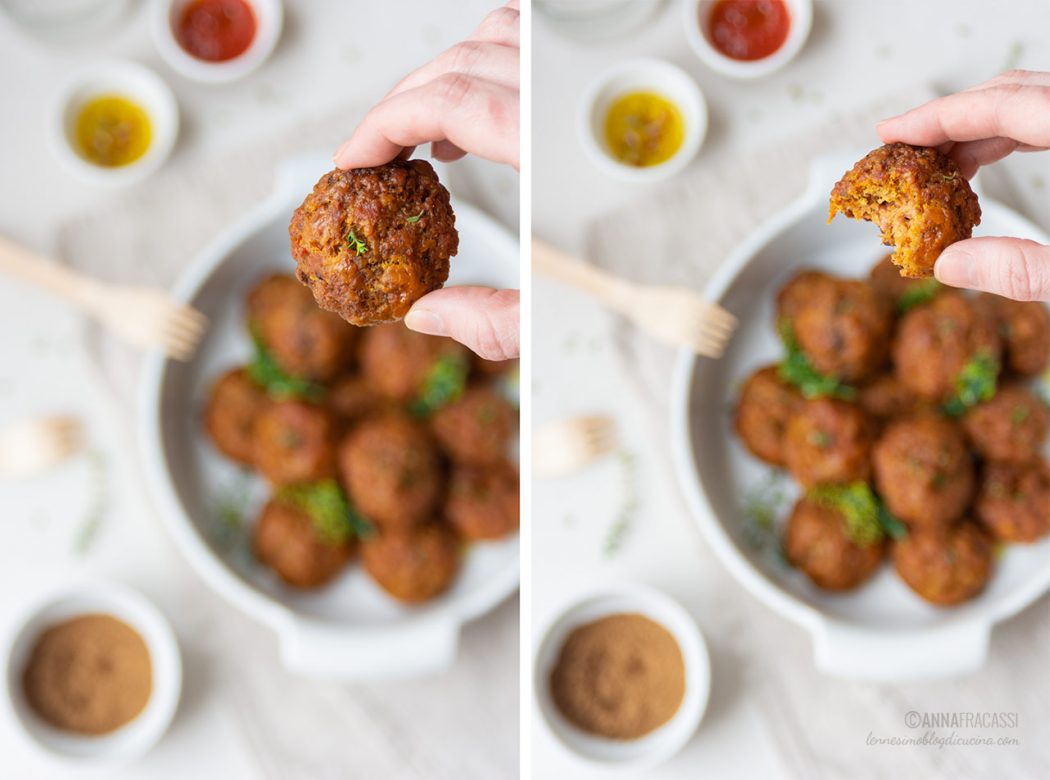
top-left (878, 70), bottom-right (1050, 301)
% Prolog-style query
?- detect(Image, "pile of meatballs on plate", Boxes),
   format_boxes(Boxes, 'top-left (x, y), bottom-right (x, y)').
top-left (734, 255), bottom-right (1049, 606)
top-left (203, 273), bottom-right (519, 603)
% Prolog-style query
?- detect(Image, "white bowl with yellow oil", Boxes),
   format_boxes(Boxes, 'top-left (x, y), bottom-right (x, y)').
top-left (579, 58), bottom-right (707, 184)
top-left (49, 61), bottom-right (179, 187)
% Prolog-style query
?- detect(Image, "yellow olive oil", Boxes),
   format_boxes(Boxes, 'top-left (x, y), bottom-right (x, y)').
top-left (75, 95), bottom-right (152, 168)
top-left (603, 91), bottom-right (685, 167)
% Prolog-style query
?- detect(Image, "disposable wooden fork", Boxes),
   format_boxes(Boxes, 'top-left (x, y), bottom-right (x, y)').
top-left (534, 415), bottom-right (618, 477)
top-left (0, 415), bottom-right (84, 477)
top-left (0, 235), bottom-right (207, 362)
top-left (532, 239), bottom-right (736, 358)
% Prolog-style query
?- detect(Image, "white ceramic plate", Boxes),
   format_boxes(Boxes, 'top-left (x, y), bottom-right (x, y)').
top-left (139, 153), bottom-right (520, 681)
top-left (671, 152), bottom-right (1050, 682)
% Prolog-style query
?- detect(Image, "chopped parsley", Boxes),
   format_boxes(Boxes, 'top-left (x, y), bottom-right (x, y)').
top-left (277, 479), bottom-right (373, 544)
top-left (897, 278), bottom-right (942, 313)
top-left (346, 229), bottom-right (369, 255)
top-left (943, 351), bottom-right (999, 417)
top-left (777, 320), bottom-right (856, 400)
top-left (406, 210), bottom-right (425, 224)
top-left (410, 353), bottom-right (469, 416)
top-left (808, 482), bottom-right (906, 546)
top-left (248, 334), bottom-right (324, 402)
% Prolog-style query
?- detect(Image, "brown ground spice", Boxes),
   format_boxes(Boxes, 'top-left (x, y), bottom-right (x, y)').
top-left (23, 614), bottom-right (152, 735)
top-left (549, 613), bottom-right (685, 740)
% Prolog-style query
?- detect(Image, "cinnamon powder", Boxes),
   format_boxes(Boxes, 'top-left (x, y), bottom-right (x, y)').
top-left (22, 614), bottom-right (152, 735)
top-left (549, 613), bottom-right (685, 740)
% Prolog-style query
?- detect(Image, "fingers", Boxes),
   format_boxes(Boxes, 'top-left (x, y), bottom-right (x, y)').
top-left (471, 2), bottom-right (520, 47)
top-left (405, 287), bottom-right (520, 360)
top-left (934, 237), bottom-right (1050, 301)
top-left (947, 136), bottom-right (1020, 179)
top-left (962, 68), bottom-right (1050, 92)
top-left (383, 40), bottom-right (519, 100)
top-left (431, 139), bottom-right (467, 162)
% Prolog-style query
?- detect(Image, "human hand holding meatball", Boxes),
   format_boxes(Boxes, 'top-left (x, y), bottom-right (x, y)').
top-left (333, 1), bottom-right (520, 360)
top-left (878, 70), bottom-right (1050, 301)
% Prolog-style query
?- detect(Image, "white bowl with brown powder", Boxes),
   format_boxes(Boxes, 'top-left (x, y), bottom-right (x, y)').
top-left (3, 582), bottom-right (181, 768)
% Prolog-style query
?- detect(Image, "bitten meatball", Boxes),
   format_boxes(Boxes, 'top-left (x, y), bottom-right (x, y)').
top-left (431, 386), bottom-right (517, 466)
top-left (247, 274), bottom-right (356, 382)
top-left (976, 459), bottom-right (1050, 544)
top-left (252, 499), bottom-right (353, 588)
top-left (289, 160), bottom-right (458, 325)
top-left (327, 375), bottom-right (381, 423)
top-left (338, 414), bottom-right (441, 530)
top-left (980, 294), bottom-right (1050, 377)
top-left (872, 415), bottom-right (974, 528)
top-left (782, 497), bottom-right (885, 591)
top-left (829, 143), bottom-right (981, 279)
top-left (783, 398), bottom-right (874, 487)
top-left (252, 401), bottom-right (338, 486)
top-left (734, 365), bottom-right (804, 467)
top-left (446, 462), bottom-right (520, 541)
top-left (893, 292), bottom-right (1001, 402)
top-left (359, 323), bottom-right (469, 402)
top-left (858, 374), bottom-right (917, 420)
top-left (962, 384), bottom-right (1049, 463)
top-left (892, 523), bottom-right (993, 606)
top-left (361, 525), bottom-right (460, 603)
top-left (204, 368), bottom-right (269, 465)
top-left (775, 269), bottom-right (835, 326)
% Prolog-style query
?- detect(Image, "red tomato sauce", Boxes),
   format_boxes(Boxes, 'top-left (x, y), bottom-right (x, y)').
top-left (707, 0), bottom-right (790, 61)
top-left (176, 0), bottom-right (257, 63)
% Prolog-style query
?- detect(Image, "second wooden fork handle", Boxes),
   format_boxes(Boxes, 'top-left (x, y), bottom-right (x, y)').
top-left (0, 235), bottom-right (104, 310)
top-left (532, 238), bottom-right (632, 311)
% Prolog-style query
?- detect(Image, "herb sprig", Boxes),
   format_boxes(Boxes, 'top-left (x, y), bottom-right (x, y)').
top-left (410, 353), bottom-right (469, 416)
top-left (777, 321), bottom-right (856, 400)
top-left (406, 210), bottom-right (425, 224)
top-left (346, 229), bottom-right (369, 256)
top-left (943, 351), bottom-right (999, 417)
top-left (277, 479), bottom-right (374, 544)
top-left (897, 278), bottom-right (942, 313)
top-left (808, 482), bottom-right (906, 546)
top-left (248, 334), bottom-right (325, 402)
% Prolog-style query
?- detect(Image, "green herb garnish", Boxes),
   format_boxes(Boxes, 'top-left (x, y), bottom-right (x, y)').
top-left (248, 334), bottom-right (325, 402)
top-left (897, 278), bottom-right (942, 313)
top-left (808, 482), bottom-right (905, 546)
top-left (346, 229), bottom-right (369, 255)
top-left (406, 211), bottom-right (425, 224)
top-left (943, 351), bottom-right (999, 417)
top-left (604, 450), bottom-right (639, 557)
top-left (410, 353), bottom-right (469, 416)
top-left (277, 479), bottom-right (373, 544)
top-left (777, 321), bottom-right (856, 400)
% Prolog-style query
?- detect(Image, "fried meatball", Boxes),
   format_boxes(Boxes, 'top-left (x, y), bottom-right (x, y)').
top-left (976, 459), bottom-right (1050, 544)
top-left (892, 523), bottom-right (992, 606)
top-left (359, 323), bottom-right (469, 402)
top-left (431, 386), bottom-right (517, 466)
top-left (782, 497), bottom-right (885, 591)
top-left (338, 414), bottom-right (441, 531)
top-left (361, 525), bottom-right (460, 603)
top-left (872, 415), bottom-right (974, 528)
top-left (783, 398), bottom-right (874, 487)
top-left (247, 274), bottom-right (356, 382)
top-left (253, 401), bottom-right (337, 486)
top-left (327, 375), bottom-right (381, 423)
top-left (775, 269), bottom-right (836, 325)
top-left (289, 160), bottom-right (458, 326)
top-left (734, 365), bottom-right (804, 467)
top-left (446, 462), bottom-right (520, 541)
top-left (204, 368), bottom-right (268, 465)
top-left (893, 292), bottom-right (1001, 402)
top-left (829, 143), bottom-right (981, 279)
top-left (869, 253), bottom-right (942, 309)
top-left (962, 384), bottom-right (1049, 463)
top-left (793, 277), bottom-right (893, 382)
top-left (252, 499), bottom-right (353, 588)
top-left (980, 294), bottom-right (1050, 377)
top-left (857, 374), bottom-right (916, 420)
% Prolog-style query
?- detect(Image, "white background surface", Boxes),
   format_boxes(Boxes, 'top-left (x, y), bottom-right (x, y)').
top-left (532, 1), bottom-right (1050, 778)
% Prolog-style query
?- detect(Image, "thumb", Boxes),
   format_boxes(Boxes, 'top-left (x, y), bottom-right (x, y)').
top-left (404, 286), bottom-right (520, 360)
top-left (934, 237), bottom-right (1050, 301)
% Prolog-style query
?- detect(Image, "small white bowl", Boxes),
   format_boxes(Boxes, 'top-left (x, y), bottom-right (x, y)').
top-left (4, 582), bottom-right (182, 769)
top-left (579, 58), bottom-right (708, 184)
top-left (534, 584), bottom-right (710, 772)
top-left (151, 0), bottom-right (283, 84)
top-left (682, 0), bottom-right (812, 80)
top-left (50, 61), bottom-right (179, 187)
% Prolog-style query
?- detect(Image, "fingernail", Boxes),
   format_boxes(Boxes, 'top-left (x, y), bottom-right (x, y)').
top-left (934, 248), bottom-right (977, 288)
top-left (404, 310), bottom-right (446, 336)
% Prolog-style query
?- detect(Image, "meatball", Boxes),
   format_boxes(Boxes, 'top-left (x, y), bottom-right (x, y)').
top-left (359, 323), bottom-right (469, 402)
top-left (868, 253), bottom-right (942, 309)
top-left (980, 294), bottom-right (1050, 377)
top-left (338, 414), bottom-right (442, 531)
top-left (872, 415), bottom-right (974, 528)
top-left (892, 523), bottom-right (993, 606)
top-left (252, 401), bottom-right (337, 486)
top-left (252, 499), bottom-right (353, 588)
top-left (892, 292), bottom-right (1001, 402)
top-left (782, 497), bottom-right (885, 591)
top-left (204, 368), bottom-right (268, 465)
top-left (289, 160), bottom-right (458, 326)
top-left (829, 143), bottom-right (981, 279)
top-left (327, 375), bottom-right (381, 423)
top-left (783, 398), bottom-right (874, 487)
top-left (794, 277), bottom-right (893, 382)
top-left (976, 459), bottom-right (1050, 544)
top-left (431, 386), bottom-right (517, 466)
top-left (962, 384), bottom-right (1049, 463)
top-left (247, 274), bottom-right (356, 382)
top-left (734, 365), bottom-right (804, 467)
top-left (446, 462), bottom-right (520, 541)
top-left (857, 374), bottom-right (916, 420)
top-left (361, 525), bottom-right (460, 603)
top-left (775, 269), bottom-right (835, 326)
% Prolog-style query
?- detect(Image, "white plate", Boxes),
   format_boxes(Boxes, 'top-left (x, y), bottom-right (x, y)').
top-left (139, 153), bottom-right (520, 681)
top-left (671, 151), bottom-right (1050, 682)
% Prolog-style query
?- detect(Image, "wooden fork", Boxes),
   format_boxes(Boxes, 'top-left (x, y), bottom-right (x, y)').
top-left (532, 239), bottom-right (736, 357)
top-left (534, 415), bottom-right (618, 477)
top-left (0, 415), bottom-right (84, 477)
top-left (0, 235), bottom-right (207, 362)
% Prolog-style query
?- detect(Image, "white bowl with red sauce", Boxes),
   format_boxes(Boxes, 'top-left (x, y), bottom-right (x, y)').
top-left (151, 0), bottom-right (283, 84)
top-left (682, 0), bottom-right (812, 79)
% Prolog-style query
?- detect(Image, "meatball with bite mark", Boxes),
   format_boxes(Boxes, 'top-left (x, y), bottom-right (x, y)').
top-left (872, 415), bottom-right (974, 529)
top-left (252, 498), bottom-right (354, 589)
top-left (892, 522), bottom-right (993, 606)
top-left (962, 384), bottom-right (1049, 463)
top-left (979, 294), bottom-right (1050, 377)
top-left (359, 323), bottom-right (470, 403)
top-left (783, 397), bottom-right (875, 488)
top-left (975, 458), bottom-right (1050, 544)
top-left (253, 401), bottom-right (338, 486)
top-left (362, 524), bottom-right (460, 603)
top-left (431, 385), bottom-right (517, 466)
top-left (782, 497), bottom-right (885, 591)
top-left (289, 160), bottom-right (458, 326)
top-left (446, 462), bottom-right (520, 541)
top-left (204, 367), bottom-right (269, 466)
top-left (734, 365), bottom-right (804, 467)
